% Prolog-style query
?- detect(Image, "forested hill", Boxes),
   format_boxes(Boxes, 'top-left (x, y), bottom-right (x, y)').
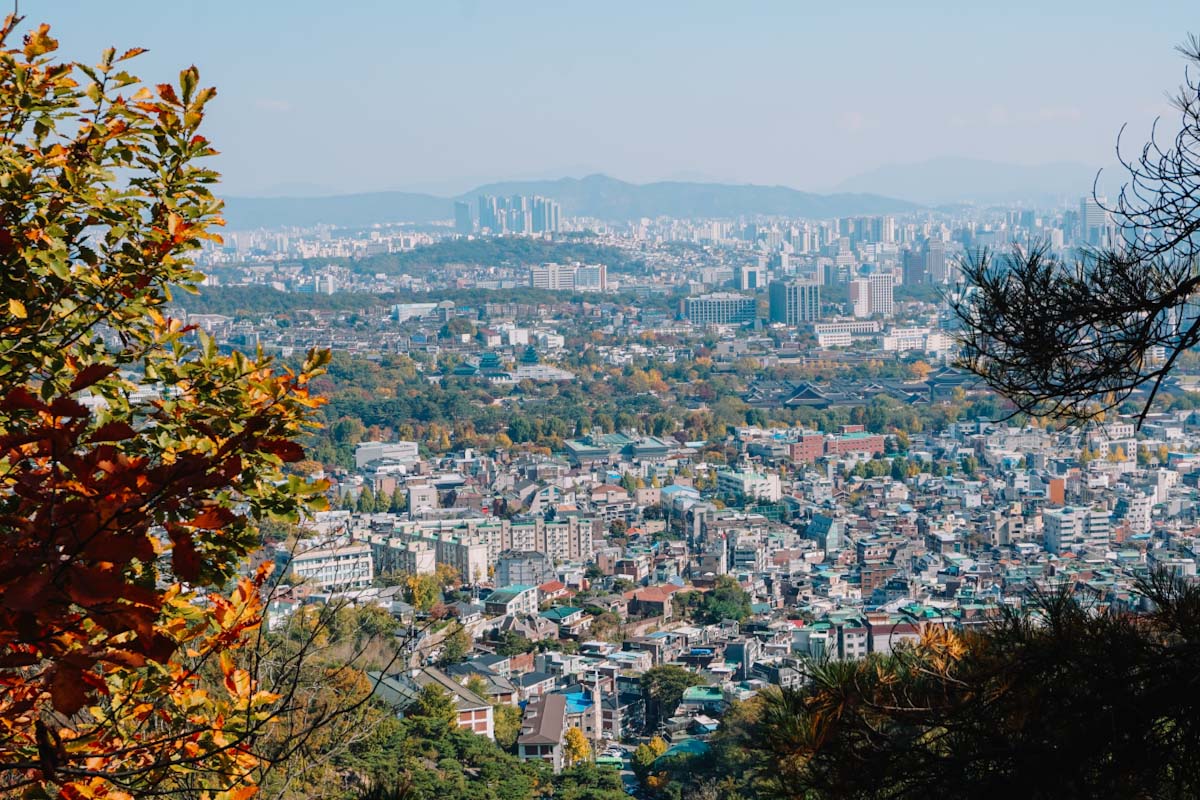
top-left (348, 237), bottom-right (647, 275)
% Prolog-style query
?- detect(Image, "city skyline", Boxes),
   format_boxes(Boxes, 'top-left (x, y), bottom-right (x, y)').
top-left (48, 0), bottom-right (1194, 197)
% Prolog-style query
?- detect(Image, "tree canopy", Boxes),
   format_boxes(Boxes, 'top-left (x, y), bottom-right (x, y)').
top-left (0, 18), bottom-right (330, 799)
top-left (952, 39), bottom-right (1200, 426)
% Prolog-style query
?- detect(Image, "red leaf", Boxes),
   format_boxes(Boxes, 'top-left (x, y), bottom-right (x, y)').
top-left (102, 648), bottom-right (147, 669)
top-left (64, 566), bottom-right (123, 609)
top-left (172, 531), bottom-right (202, 582)
top-left (68, 364), bottom-right (118, 394)
top-left (4, 571), bottom-right (52, 612)
top-left (50, 666), bottom-right (88, 715)
top-left (144, 632), bottom-right (178, 663)
top-left (47, 397), bottom-right (89, 418)
top-left (190, 506), bottom-right (235, 530)
top-left (262, 438), bottom-right (304, 462)
top-left (0, 386), bottom-right (45, 412)
top-left (88, 421), bottom-right (137, 442)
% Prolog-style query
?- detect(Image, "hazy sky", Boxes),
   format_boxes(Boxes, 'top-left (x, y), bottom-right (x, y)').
top-left (44, 1), bottom-right (1197, 196)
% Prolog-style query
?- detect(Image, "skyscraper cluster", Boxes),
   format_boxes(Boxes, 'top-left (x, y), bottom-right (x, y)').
top-left (477, 194), bottom-right (561, 234)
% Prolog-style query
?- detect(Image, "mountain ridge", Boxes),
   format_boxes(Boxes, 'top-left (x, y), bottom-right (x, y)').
top-left (222, 174), bottom-right (921, 230)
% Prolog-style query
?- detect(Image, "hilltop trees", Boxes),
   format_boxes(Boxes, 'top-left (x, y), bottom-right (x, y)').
top-left (740, 574), bottom-right (1200, 800)
top-left (641, 666), bottom-right (705, 731)
top-left (0, 18), bottom-right (333, 799)
top-left (952, 38), bottom-right (1200, 427)
top-left (696, 576), bottom-right (753, 624)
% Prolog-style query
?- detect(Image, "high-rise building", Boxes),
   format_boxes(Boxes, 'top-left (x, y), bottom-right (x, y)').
top-left (684, 293), bottom-right (757, 326)
top-left (850, 279), bottom-right (871, 318)
top-left (925, 238), bottom-right (948, 284)
top-left (737, 263), bottom-right (766, 291)
top-left (478, 195), bottom-right (501, 233)
top-left (881, 216), bottom-right (896, 244)
top-left (768, 279), bottom-right (821, 325)
top-left (868, 272), bottom-right (895, 317)
top-left (507, 195), bottom-right (532, 234)
top-left (1081, 196), bottom-right (1111, 246)
top-left (902, 248), bottom-right (927, 286)
top-left (849, 273), bottom-right (894, 318)
top-left (532, 196), bottom-right (561, 233)
top-left (454, 201), bottom-right (473, 235)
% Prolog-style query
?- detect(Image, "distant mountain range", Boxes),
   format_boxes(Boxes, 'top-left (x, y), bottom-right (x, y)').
top-left (833, 157), bottom-right (1119, 206)
top-left (222, 174), bottom-right (920, 230)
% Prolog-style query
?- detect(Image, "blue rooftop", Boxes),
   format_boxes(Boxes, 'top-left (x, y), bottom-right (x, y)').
top-left (562, 691), bottom-right (593, 714)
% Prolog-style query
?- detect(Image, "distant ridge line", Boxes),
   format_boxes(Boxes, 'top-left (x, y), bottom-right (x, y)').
top-left (223, 173), bottom-right (921, 230)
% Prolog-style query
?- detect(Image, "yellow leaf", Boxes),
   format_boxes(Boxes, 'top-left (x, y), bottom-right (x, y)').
top-left (8, 298), bottom-right (26, 319)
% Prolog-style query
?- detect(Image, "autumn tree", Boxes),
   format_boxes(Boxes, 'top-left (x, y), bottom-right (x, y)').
top-left (632, 736), bottom-right (668, 785)
top-left (406, 573), bottom-right (440, 612)
top-left (0, 18), bottom-right (367, 800)
top-left (492, 703), bottom-right (522, 750)
top-left (563, 727), bottom-right (592, 767)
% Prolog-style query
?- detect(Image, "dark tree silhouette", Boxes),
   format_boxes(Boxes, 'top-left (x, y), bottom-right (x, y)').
top-left (743, 573), bottom-right (1200, 800)
top-left (952, 37), bottom-right (1200, 427)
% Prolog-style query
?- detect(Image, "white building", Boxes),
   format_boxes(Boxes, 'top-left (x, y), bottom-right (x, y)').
top-left (881, 327), bottom-right (955, 354)
top-left (1043, 506), bottom-right (1112, 554)
top-left (280, 541), bottom-right (374, 591)
top-left (716, 468), bottom-right (782, 502)
top-left (355, 441), bottom-right (420, 469)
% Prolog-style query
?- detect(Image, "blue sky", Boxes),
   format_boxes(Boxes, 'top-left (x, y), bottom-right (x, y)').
top-left (42, 1), bottom-right (1197, 196)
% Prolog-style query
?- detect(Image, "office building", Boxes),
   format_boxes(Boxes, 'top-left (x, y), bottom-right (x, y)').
top-left (768, 279), bottom-right (821, 325)
top-left (850, 272), bottom-right (895, 318)
top-left (925, 238), bottom-right (949, 284)
top-left (684, 293), bottom-right (757, 326)
top-left (529, 262), bottom-right (607, 292)
top-left (737, 263), bottom-right (766, 291)
top-left (1081, 196), bottom-right (1112, 246)
top-left (902, 248), bottom-right (927, 286)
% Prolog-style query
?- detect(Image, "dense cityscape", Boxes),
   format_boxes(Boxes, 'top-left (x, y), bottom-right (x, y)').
top-left (164, 189), bottom-right (1200, 795)
top-left (5, 5), bottom-right (1199, 800)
